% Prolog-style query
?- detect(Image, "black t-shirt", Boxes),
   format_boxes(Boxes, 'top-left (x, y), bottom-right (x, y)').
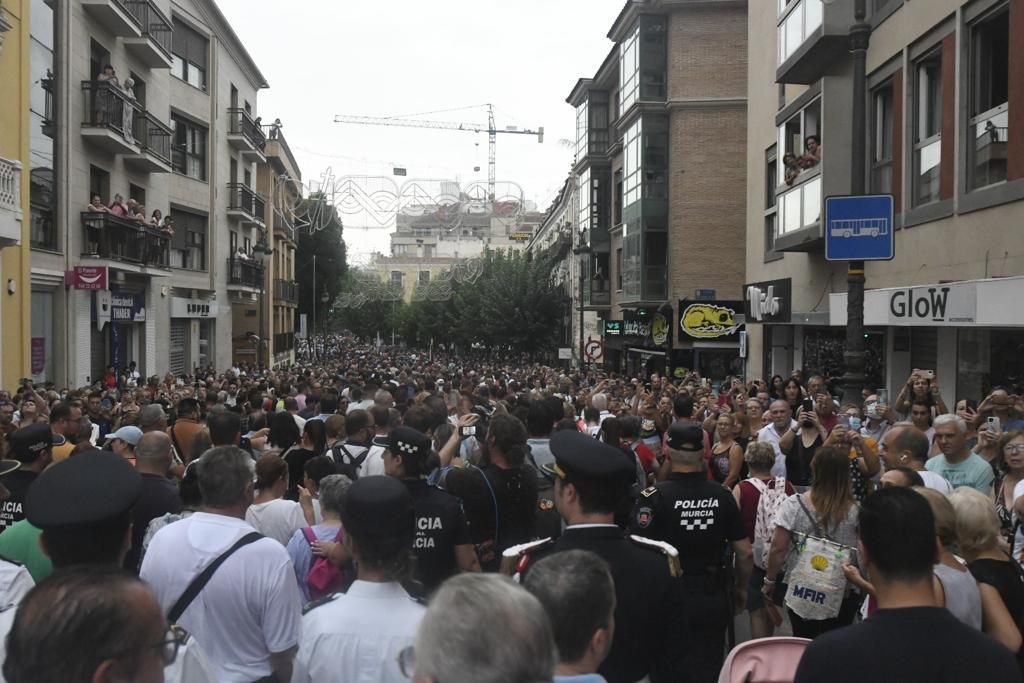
top-left (444, 464), bottom-right (537, 571)
top-left (631, 471), bottom-right (746, 575)
top-left (970, 557), bottom-right (1024, 672)
top-left (403, 479), bottom-right (472, 596)
top-left (0, 470), bottom-right (38, 533)
top-left (794, 607), bottom-right (1020, 683)
top-left (125, 473), bottom-right (183, 572)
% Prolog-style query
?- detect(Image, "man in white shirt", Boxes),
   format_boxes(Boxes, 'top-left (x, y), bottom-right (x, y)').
top-left (292, 476), bottom-right (424, 683)
top-left (879, 422), bottom-right (953, 494)
top-left (757, 400), bottom-right (798, 477)
top-left (141, 446), bottom-right (302, 683)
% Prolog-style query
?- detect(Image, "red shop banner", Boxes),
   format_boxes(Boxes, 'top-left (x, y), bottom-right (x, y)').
top-left (66, 266), bottom-right (108, 290)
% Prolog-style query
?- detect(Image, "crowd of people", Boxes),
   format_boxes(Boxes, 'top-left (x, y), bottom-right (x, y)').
top-left (0, 338), bottom-right (1020, 682)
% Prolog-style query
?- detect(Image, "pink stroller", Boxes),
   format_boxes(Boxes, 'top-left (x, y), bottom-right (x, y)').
top-left (717, 637), bottom-right (812, 683)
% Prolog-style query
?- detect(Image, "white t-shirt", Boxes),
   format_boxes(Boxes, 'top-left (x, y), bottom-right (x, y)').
top-left (141, 512), bottom-right (302, 683)
top-left (0, 560), bottom-right (34, 683)
top-left (245, 499), bottom-right (307, 546)
top-left (1012, 480), bottom-right (1024, 560)
top-left (291, 580), bottom-right (425, 683)
top-left (757, 420), bottom-right (799, 478)
top-left (919, 469), bottom-right (954, 495)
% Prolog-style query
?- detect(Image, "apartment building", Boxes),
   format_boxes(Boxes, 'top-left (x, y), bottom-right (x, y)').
top-left (28, 0), bottom-right (268, 386)
top-left (526, 175), bottom-right (577, 359)
top-left (568, 0), bottom-right (748, 376)
top-left (258, 129), bottom-right (300, 367)
top-left (744, 0), bottom-right (1023, 401)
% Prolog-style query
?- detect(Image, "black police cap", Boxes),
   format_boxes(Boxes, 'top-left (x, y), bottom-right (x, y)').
top-left (549, 430), bottom-right (635, 480)
top-left (25, 451), bottom-right (142, 529)
top-left (340, 475), bottom-right (414, 541)
top-left (666, 423), bottom-right (704, 451)
top-left (388, 426), bottom-right (431, 462)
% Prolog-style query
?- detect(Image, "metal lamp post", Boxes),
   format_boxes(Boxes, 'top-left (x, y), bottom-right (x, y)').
top-left (573, 225), bottom-right (591, 369)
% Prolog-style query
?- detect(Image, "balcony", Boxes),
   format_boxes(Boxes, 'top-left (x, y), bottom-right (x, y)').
top-left (273, 207), bottom-right (295, 237)
top-left (776, 0), bottom-right (853, 85)
top-left (0, 158), bottom-right (23, 246)
top-left (123, 111), bottom-right (173, 172)
top-left (81, 0), bottom-right (142, 37)
top-left (227, 255), bottom-right (264, 289)
top-left (80, 212), bottom-right (170, 268)
top-left (274, 332), bottom-right (295, 353)
top-left (227, 184), bottom-right (266, 227)
top-left (226, 108), bottom-right (266, 161)
top-left (122, 0), bottom-right (173, 68)
top-left (968, 104), bottom-right (1009, 191)
top-left (81, 81), bottom-right (141, 155)
top-left (274, 278), bottom-right (298, 305)
top-left (775, 170), bottom-right (823, 252)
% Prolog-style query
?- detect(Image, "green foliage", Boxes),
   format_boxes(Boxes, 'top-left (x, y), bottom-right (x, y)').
top-left (295, 195), bottom-right (347, 326)
top-left (335, 249), bottom-right (569, 353)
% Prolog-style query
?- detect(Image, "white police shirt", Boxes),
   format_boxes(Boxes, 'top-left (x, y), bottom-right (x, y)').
top-left (140, 512), bottom-right (302, 683)
top-left (0, 559), bottom-right (34, 683)
top-left (291, 580), bottom-right (425, 683)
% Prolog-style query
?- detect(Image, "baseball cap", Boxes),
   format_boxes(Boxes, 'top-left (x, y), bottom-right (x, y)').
top-left (103, 425), bottom-right (143, 447)
top-left (666, 423), bottom-right (704, 451)
top-left (8, 423), bottom-right (64, 463)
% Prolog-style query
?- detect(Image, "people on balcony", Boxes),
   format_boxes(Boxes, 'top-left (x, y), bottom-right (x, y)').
top-left (108, 193), bottom-right (128, 217)
top-left (269, 118), bottom-right (282, 140)
top-left (95, 64), bottom-right (120, 124)
top-left (801, 135), bottom-right (821, 168)
top-left (84, 195), bottom-right (108, 255)
top-left (783, 153), bottom-right (801, 187)
top-left (122, 78), bottom-right (137, 144)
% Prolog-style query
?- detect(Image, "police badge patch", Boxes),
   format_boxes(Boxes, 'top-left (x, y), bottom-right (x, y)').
top-left (636, 506), bottom-right (653, 529)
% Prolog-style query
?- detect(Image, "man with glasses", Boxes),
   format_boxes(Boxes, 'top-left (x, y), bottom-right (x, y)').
top-left (3, 565), bottom-right (186, 683)
top-left (292, 476), bottom-right (424, 683)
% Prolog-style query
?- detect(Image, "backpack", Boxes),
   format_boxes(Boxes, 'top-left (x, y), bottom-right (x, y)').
top-left (301, 527), bottom-right (349, 599)
top-left (749, 477), bottom-right (790, 570)
top-left (330, 443), bottom-right (369, 480)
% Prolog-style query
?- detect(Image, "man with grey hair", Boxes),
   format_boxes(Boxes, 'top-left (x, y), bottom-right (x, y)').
top-left (880, 422), bottom-right (952, 494)
top-left (137, 403), bottom-right (168, 434)
top-left (124, 432), bottom-right (181, 571)
top-left (141, 446), bottom-right (302, 683)
top-left (926, 413), bottom-right (993, 494)
top-left (591, 393), bottom-right (612, 427)
top-left (410, 573), bottom-right (557, 683)
top-left (757, 399), bottom-right (798, 477)
top-left (524, 550), bottom-right (615, 682)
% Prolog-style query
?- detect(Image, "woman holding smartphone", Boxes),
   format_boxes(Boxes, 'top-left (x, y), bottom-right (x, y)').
top-left (779, 404), bottom-right (823, 491)
top-left (895, 369), bottom-right (948, 419)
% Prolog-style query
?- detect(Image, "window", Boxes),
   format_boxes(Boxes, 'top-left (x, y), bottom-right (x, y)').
top-left (575, 100), bottom-right (588, 163)
top-left (170, 208), bottom-right (207, 270)
top-left (171, 114), bottom-right (207, 181)
top-left (423, 244), bottom-right (434, 258)
top-left (779, 0), bottom-right (823, 64)
top-left (29, 0), bottom-right (56, 251)
top-left (129, 183), bottom-right (146, 208)
top-left (391, 271), bottom-right (404, 288)
top-left (171, 19), bottom-right (208, 91)
top-left (913, 50), bottom-right (942, 205)
top-left (623, 119), bottom-right (642, 209)
top-left (765, 146), bottom-right (779, 258)
top-left (777, 98), bottom-right (820, 181)
top-left (419, 271), bottom-right (430, 286)
top-left (89, 40), bottom-right (109, 83)
top-left (578, 168), bottom-right (592, 236)
top-left (968, 6), bottom-right (1009, 190)
top-left (615, 247), bottom-right (623, 291)
top-left (619, 24), bottom-right (640, 112)
top-left (229, 230), bottom-right (237, 256)
top-left (89, 166), bottom-right (109, 209)
top-left (618, 18), bottom-right (666, 113)
top-left (613, 169), bottom-right (623, 226)
top-left (871, 81), bottom-right (895, 194)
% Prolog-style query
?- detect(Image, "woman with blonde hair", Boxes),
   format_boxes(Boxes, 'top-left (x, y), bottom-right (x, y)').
top-left (762, 445), bottom-right (860, 637)
top-left (951, 487), bottom-right (1024, 662)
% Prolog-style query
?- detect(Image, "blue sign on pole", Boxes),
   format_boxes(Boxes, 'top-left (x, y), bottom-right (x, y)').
top-left (824, 194), bottom-right (895, 261)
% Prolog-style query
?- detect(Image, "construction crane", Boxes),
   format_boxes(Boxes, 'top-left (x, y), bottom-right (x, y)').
top-left (333, 104), bottom-right (543, 201)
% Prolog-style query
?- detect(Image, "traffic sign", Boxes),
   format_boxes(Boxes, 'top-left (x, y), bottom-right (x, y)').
top-left (824, 194), bottom-right (895, 261)
top-left (584, 339), bottom-right (604, 362)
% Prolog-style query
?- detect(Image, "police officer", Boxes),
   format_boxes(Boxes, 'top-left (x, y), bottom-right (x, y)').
top-left (384, 427), bottom-right (479, 596)
top-left (506, 430), bottom-right (688, 683)
top-left (632, 423), bottom-right (753, 683)
top-left (0, 423), bottom-right (63, 533)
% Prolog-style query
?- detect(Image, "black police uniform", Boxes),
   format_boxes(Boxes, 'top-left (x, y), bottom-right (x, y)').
top-left (402, 478), bottom-right (472, 596)
top-left (2, 423), bottom-right (65, 533)
top-left (632, 424), bottom-right (748, 683)
top-left (513, 430), bottom-right (689, 683)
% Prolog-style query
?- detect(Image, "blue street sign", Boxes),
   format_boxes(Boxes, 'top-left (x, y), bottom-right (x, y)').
top-left (824, 194), bottom-right (895, 261)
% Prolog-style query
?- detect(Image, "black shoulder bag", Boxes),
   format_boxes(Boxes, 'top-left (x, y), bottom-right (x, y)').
top-left (167, 532), bottom-right (263, 623)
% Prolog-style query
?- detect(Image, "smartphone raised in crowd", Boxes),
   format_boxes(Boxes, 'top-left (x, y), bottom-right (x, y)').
top-left (987, 416), bottom-right (1002, 436)
top-left (461, 425), bottom-right (477, 438)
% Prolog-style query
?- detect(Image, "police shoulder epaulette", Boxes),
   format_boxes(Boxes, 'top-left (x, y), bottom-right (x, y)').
top-left (499, 537), bottom-right (554, 579)
top-left (640, 486), bottom-right (659, 498)
top-left (629, 535), bottom-right (682, 579)
top-left (302, 593), bottom-right (339, 615)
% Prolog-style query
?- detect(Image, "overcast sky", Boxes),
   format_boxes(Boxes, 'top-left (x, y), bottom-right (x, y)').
top-left (216, 0), bottom-right (625, 262)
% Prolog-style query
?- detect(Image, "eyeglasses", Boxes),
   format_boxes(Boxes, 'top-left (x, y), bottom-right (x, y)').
top-left (397, 645), bottom-right (415, 678)
top-left (156, 625), bottom-right (188, 666)
top-left (1005, 444), bottom-right (1024, 455)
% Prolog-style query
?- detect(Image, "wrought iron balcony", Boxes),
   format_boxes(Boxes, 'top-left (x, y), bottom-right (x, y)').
top-left (226, 183), bottom-right (266, 227)
top-left (122, 0), bottom-right (172, 67)
top-left (124, 110), bottom-right (173, 172)
top-left (227, 255), bottom-right (264, 288)
top-left (274, 278), bottom-right (298, 304)
top-left (226, 108), bottom-right (266, 160)
top-left (81, 81), bottom-right (141, 154)
top-left (80, 212), bottom-right (169, 267)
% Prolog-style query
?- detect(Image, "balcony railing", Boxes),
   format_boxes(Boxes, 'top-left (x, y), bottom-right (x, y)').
top-left (968, 104), bottom-right (1009, 191)
top-left (227, 183), bottom-right (266, 225)
top-left (227, 108), bottom-right (267, 154)
top-left (123, 0), bottom-right (172, 61)
top-left (227, 255), bottom-right (264, 288)
top-left (274, 332), bottom-right (295, 353)
top-left (0, 158), bottom-right (22, 245)
top-left (132, 111), bottom-right (172, 165)
top-left (777, 172), bottom-right (822, 245)
top-left (81, 81), bottom-right (139, 146)
top-left (274, 278), bottom-right (298, 304)
top-left (81, 212), bottom-right (169, 266)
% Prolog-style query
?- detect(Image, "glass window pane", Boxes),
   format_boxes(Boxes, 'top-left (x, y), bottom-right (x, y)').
top-left (805, 0), bottom-right (822, 34)
top-left (802, 176), bottom-right (821, 227)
